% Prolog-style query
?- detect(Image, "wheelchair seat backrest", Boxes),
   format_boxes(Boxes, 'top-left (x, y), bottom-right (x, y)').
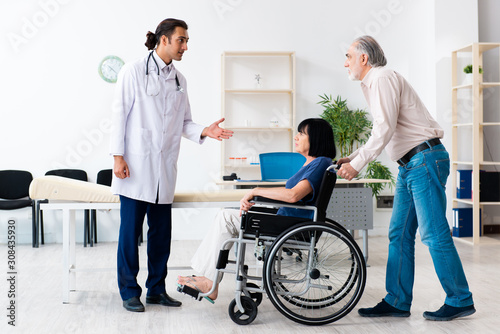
top-left (243, 165), bottom-right (337, 237)
top-left (314, 165), bottom-right (337, 221)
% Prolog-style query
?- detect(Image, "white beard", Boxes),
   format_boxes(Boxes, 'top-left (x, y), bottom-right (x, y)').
top-left (348, 71), bottom-right (360, 81)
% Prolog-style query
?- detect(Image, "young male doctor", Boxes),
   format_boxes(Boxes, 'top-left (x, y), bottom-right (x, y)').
top-left (110, 18), bottom-right (233, 312)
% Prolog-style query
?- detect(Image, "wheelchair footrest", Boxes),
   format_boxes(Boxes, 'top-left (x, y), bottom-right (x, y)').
top-left (176, 283), bottom-right (215, 304)
top-left (177, 284), bottom-right (200, 300)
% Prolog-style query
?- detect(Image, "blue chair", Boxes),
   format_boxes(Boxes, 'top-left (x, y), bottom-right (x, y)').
top-left (259, 152), bottom-right (306, 181)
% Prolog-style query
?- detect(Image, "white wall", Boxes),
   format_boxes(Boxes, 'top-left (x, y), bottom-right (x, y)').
top-left (0, 0), bottom-right (479, 244)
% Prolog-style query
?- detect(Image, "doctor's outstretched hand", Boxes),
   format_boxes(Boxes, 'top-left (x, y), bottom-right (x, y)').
top-left (202, 118), bottom-right (234, 141)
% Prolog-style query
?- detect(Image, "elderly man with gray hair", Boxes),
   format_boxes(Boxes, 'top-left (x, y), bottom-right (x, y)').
top-left (338, 35), bottom-right (475, 321)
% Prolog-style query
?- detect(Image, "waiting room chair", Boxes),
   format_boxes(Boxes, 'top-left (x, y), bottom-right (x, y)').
top-left (0, 170), bottom-right (37, 247)
top-left (38, 169), bottom-right (91, 246)
top-left (89, 169), bottom-right (113, 246)
top-left (90, 169), bottom-right (144, 246)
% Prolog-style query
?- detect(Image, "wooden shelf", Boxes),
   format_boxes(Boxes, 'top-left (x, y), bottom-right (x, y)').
top-left (480, 161), bottom-right (500, 165)
top-left (226, 127), bottom-right (292, 131)
top-left (452, 84), bottom-right (473, 90)
top-left (224, 89), bottom-right (293, 94)
top-left (452, 161), bottom-right (500, 165)
top-left (224, 164), bottom-right (260, 168)
top-left (451, 42), bottom-right (500, 245)
top-left (223, 51), bottom-right (295, 57)
top-left (480, 122), bottom-right (500, 126)
top-left (453, 198), bottom-right (473, 205)
top-left (481, 82), bottom-right (500, 88)
top-left (221, 51), bottom-right (296, 181)
top-left (454, 43), bottom-right (500, 53)
top-left (453, 82), bottom-right (500, 90)
top-left (453, 198), bottom-right (500, 205)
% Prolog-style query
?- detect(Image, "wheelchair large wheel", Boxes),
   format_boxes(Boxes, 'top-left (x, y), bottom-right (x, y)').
top-left (263, 222), bottom-right (366, 325)
top-left (278, 219), bottom-right (358, 309)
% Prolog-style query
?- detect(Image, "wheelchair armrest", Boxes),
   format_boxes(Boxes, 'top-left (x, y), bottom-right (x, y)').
top-left (250, 196), bottom-right (317, 218)
top-left (252, 196), bottom-right (306, 207)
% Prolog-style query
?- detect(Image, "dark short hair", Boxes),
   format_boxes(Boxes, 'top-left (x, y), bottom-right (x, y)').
top-left (145, 18), bottom-right (188, 50)
top-left (297, 118), bottom-right (336, 159)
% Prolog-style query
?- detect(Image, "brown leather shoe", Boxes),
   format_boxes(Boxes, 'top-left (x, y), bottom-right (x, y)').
top-left (146, 293), bottom-right (182, 307)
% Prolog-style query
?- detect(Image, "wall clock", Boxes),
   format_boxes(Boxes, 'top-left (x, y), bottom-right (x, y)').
top-left (98, 55), bottom-right (124, 83)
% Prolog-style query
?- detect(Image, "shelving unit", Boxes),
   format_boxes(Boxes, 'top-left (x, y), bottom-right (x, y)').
top-left (221, 51), bottom-right (296, 180)
top-left (451, 43), bottom-right (500, 245)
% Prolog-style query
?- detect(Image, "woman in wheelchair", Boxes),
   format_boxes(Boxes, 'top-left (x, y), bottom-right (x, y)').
top-left (177, 118), bottom-right (336, 302)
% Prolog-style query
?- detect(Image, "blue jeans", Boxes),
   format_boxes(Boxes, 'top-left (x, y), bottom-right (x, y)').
top-left (384, 144), bottom-right (473, 311)
top-left (117, 195), bottom-right (172, 301)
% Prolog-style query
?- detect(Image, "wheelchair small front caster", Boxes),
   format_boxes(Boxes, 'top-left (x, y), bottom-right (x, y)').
top-left (228, 296), bottom-right (258, 325)
top-left (244, 282), bottom-right (263, 306)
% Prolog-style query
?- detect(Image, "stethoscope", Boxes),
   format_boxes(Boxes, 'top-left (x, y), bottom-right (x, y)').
top-left (145, 51), bottom-right (183, 96)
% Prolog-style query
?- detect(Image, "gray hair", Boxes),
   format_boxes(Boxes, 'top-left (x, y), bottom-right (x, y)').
top-left (353, 35), bottom-right (387, 67)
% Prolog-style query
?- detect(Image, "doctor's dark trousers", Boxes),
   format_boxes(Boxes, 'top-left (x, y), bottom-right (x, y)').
top-left (117, 195), bottom-right (172, 301)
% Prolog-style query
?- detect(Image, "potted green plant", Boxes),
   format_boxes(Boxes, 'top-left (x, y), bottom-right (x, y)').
top-left (463, 64), bottom-right (483, 85)
top-left (463, 64), bottom-right (483, 74)
top-left (318, 94), bottom-right (395, 198)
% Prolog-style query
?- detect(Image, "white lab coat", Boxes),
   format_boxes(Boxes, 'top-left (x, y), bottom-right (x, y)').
top-left (109, 51), bottom-right (205, 204)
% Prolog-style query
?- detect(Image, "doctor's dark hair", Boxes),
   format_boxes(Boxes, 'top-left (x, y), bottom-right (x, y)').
top-left (297, 118), bottom-right (336, 159)
top-left (353, 35), bottom-right (387, 67)
top-left (145, 18), bottom-right (188, 50)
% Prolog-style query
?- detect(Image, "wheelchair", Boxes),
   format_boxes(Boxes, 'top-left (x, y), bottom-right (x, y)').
top-left (179, 165), bottom-right (366, 326)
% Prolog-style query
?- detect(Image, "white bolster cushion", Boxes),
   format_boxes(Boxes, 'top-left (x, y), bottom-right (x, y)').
top-left (29, 176), bottom-right (119, 203)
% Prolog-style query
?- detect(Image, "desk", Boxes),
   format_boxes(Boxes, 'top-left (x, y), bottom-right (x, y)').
top-left (216, 180), bottom-right (286, 187)
top-left (40, 190), bottom-right (248, 303)
top-left (216, 178), bottom-right (389, 187)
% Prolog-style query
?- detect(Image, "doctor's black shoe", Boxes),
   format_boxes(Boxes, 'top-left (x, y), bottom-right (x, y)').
top-left (358, 299), bottom-right (411, 318)
top-left (423, 304), bottom-right (475, 321)
top-left (146, 293), bottom-right (182, 307)
top-left (123, 296), bottom-right (145, 312)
